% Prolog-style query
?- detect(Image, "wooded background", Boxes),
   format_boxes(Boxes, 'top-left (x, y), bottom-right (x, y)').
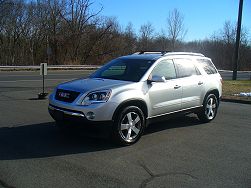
top-left (0, 0), bottom-right (250, 70)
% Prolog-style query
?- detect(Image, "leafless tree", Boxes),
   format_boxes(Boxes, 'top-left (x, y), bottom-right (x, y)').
top-left (167, 8), bottom-right (187, 50)
top-left (154, 29), bottom-right (171, 51)
top-left (221, 21), bottom-right (236, 44)
top-left (80, 16), bottom-right (116, 64)
top-left (59, 0), bottom-right (104, 64)
top-left (0, 1), bottom-right (250, 70)
top-left (211, 20), bottom-right (250, 70)
top-left (121, 22), bottom-right (137, 54)
top-left (138, 22), bottom-right (155, 50)
top-left (0, 0), bottom-right (31, 65)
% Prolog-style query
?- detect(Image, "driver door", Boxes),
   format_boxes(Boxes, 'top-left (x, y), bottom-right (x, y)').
top-left (148, 59), bottom-right (182, 117)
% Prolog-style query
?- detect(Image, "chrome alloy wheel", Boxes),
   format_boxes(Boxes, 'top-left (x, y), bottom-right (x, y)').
top-left (205, 97), bottom-right (217, 120)
top-left (119, 112), bottom-right (142, 142)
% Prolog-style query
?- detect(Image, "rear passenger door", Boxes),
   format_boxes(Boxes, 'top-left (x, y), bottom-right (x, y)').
top-left (148, 59), bottom-right (182, 116)
top-left (173, 58), bottom-right (204, 109)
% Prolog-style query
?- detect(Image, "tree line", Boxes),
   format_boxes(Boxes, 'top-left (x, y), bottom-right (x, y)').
top-left (0, 0), bottom-right (250, 70)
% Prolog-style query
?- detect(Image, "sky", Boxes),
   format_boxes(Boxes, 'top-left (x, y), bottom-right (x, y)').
top-left (93, 0), bottom-right (251, 41)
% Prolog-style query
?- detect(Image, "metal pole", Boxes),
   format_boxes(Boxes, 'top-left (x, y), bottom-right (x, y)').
top-left (232, 0), bottom-right (244, 80)
top-left (42, 64), bottom-right (45, 94)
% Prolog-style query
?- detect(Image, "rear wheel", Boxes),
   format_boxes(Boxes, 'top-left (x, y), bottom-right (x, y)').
top-left (112, 106), bottom-right (145, 146)
top-left (197, 94), bottom-right (218, 123)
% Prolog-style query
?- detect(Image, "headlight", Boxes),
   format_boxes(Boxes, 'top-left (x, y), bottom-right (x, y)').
top-left (81, 90), bottom-right (111, 106)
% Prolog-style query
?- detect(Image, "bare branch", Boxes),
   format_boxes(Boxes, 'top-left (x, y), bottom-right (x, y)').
top-left (167, 8), bottom-right (187, 50)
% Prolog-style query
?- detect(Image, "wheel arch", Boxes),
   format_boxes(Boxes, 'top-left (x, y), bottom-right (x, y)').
top-left (112, 99), bottom-right (148, 121)
top-left (198, 89), bottom-right (220, 123)
top-left (203, 89), bottom-right (220, 104)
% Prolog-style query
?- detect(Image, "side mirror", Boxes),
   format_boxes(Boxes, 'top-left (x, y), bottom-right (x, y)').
top-left (147, 75), bottom-right (166, 84)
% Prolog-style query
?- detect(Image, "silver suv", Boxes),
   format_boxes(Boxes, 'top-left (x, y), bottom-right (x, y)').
top-left (48, 52), bottom-right (222, 145)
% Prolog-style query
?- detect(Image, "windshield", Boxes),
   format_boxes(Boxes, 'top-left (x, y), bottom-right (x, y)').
top-left (90, 58), bottom-right (155, 82)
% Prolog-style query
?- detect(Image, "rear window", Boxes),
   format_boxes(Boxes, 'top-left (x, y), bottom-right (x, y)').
top-left (197, 59), bottom-right (218, 74)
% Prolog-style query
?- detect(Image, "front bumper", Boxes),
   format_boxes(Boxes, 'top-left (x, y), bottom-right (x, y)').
top-left (49, 104), bottom-right (85, 118)
top-left (48, 104), bottom-right (113, 126)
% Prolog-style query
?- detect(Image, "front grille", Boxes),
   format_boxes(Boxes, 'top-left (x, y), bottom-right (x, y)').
top-left (55, 89), bottom-right (80, 103)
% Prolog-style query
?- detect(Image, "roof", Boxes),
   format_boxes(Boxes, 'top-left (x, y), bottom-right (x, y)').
top-left (164, 52), bottom-right (205, 57)
top-left (118, 51), bottom-right (206, 62)
top-left (120, 54), bottom-right (162, 61)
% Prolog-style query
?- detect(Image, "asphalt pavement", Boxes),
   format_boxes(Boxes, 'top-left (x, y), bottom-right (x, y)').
top-left (219, 70), bottom-right (251, 80)
top-left (0, 70), bottom-right (250, 188)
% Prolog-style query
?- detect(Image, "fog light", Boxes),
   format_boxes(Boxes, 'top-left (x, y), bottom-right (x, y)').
top-left (86, 111), bottom-right (95, 120)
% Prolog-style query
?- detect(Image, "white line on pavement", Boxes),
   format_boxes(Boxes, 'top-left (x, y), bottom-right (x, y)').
top-left (0, 78), bottom-right (75, 83)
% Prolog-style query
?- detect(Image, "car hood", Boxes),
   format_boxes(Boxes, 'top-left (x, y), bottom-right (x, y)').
top-left (57, 78), bottom-right (132, 93)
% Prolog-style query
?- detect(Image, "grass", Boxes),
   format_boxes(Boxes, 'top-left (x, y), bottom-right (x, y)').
top-left (222, 80), bottom-right (251, 101)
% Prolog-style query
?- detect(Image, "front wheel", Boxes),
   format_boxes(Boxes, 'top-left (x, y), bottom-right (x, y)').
top-left (112, 106), bottom-right (146, 146)
top-left (197, 94), bottom-right (219, 123)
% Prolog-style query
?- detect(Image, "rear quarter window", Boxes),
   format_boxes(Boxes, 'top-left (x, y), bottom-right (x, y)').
top-left (197, 59), bottom-right (218, 74)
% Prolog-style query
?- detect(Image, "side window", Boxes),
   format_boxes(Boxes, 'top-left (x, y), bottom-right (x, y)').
top-left (197, 59), bottom-right (217, 74)
top-left (174, 59), bottom-right (200, 78)
top-left (151, 60), bottom-right (177, 80)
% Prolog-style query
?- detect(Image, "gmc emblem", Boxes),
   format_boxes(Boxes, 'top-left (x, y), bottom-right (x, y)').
top-left (58, 92), bottom-right (70, 98)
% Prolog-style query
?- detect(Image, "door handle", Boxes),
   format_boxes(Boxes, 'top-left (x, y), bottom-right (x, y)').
top-left (198, 81), bottom-right (203, 85)
top-left (174, 85), bottom-right (181, 89)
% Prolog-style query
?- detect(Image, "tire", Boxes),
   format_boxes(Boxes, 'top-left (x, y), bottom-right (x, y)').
top-left (112, 106), bottom-right (146, 146)
top-left (197, 93), bottom-right (219, 123)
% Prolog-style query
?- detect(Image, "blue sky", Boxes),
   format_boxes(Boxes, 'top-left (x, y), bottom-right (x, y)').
top-left (93, 0), bottom-right (251, 41)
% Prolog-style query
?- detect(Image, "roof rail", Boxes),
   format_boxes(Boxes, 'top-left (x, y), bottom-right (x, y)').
top-left (164, 52), bottom-right (205, 57)
top-left (133, 51), bottom-right (169, 55)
